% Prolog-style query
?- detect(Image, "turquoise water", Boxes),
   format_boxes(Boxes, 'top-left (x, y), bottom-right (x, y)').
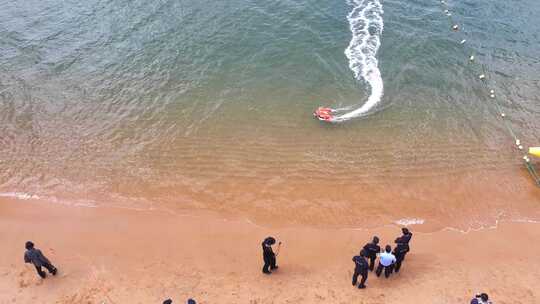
top-left (1, 0), bottom-right (539, 227)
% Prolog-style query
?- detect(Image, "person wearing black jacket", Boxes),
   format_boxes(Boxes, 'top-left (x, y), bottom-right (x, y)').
top-left (352, 250), bottom-right (369, 289)
top-left (393, 228), bottom-right (412, 273)
top-left (396, 228), bottom-right (412, 245)
top-left (393, 243), bottom-right (408, 273)
top-left (24, 241), bottom-right (57, 278)
top-left (362, 236), bottom-right (381, 271)
top-left (162, 299), bottom-right (196, 304)
top-left (261, 237), bottom-right (280, 274)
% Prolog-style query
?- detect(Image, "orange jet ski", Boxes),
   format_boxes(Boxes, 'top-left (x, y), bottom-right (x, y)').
top-left (313, 107), bottom-right (334, 122)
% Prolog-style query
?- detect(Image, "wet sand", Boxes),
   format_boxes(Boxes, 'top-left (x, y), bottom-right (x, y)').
top-left (1, 197), bottom-right (539, 304)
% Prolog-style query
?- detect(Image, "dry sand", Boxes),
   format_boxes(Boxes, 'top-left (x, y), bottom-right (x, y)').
top-left (1, 197), bottom-right (539, 304)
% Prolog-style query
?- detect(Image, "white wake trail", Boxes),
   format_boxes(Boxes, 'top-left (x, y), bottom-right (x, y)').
top-left (332, 0), bottom-right (384, 122)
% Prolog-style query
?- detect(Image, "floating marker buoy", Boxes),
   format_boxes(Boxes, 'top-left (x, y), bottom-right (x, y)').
top-left (530, 147), bottom-right (540, 157)
top-left (436, 0), bottom-right (539, 185)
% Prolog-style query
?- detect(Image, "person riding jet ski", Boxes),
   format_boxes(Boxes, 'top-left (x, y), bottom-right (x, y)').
top-left (313, 107), bottom-right (334, 122)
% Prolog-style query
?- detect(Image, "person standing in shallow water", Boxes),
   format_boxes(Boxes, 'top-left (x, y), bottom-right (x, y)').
top-left (352, 250), bottom-right (369, 289)
top-left (375, 245), bottom-right (396, 278)
top-left (362, 236), bottom-right (381, 271)
top-left (24, 241), bottom-right (57, 278)
top-left (262, 237), bottom-right (281, 274)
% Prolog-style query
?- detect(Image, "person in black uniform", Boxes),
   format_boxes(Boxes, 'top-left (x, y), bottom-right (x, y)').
top-left (352, 250), bottom-right (369, 289)
top-left (393, 242), bottom-right (408, 273)
top-left (396, 228), bottom-right (412, 245)
top-left (24, 241), bottom-right (57, 278)
top-left (262, 237), bottom-right (280, 274)
top-left (393, 228), bottom-right (412, 272)
top-left (362, 236), bottom-right (380, 271)
top-left (162, 299), bottom-right (196, 304)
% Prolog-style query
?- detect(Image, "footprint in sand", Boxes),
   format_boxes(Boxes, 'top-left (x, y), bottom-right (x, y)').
top-left (17, 269), bottom-right (32, 288)
top-left (18, 280), bottom-right (30, 288)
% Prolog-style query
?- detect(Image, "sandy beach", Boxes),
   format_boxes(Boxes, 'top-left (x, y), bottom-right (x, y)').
top-left (1, 197), bottom-right (539, 304)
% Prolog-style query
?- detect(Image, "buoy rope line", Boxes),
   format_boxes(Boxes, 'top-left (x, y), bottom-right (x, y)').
top-left (438, 0), bottom-right (540, 186)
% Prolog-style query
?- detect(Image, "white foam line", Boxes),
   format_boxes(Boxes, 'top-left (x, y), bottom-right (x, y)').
top-left (0, 192), bottom-right (40, 200)
top-left (333, 0), bottom-right (384, 122)
top-left (394, 218), bottom-right (426, 226)
top-left (0, 191), bottom-right (102, 208)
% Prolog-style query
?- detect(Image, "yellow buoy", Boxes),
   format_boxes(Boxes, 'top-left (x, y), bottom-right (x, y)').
top-left (529, 147), bottom-right (540, 157)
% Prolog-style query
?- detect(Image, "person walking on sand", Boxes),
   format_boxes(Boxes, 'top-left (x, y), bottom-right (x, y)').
top-left (352, 250), bottom-right (369, 289)
top-left (262, 237), bottom-right (281, 274)
top-left (375, 245), bottom-right (396, 278)
top-left (362, 236), bottom-right (381, 271)
top-left (24, 241), bottom-right (57, 278)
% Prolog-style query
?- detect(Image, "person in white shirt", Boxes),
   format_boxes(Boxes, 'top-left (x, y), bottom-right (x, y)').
top-left (375, 245), bottom-right (396, 278)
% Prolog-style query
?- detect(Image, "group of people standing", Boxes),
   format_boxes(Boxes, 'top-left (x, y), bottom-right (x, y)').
top-left (259, 228), bottom-right (412, 289)
top-left (259, 227), bottom-right (493, 303)
top-left (351, 228), bottom-right (412, 289)
top-left (23, 226), bottom-right (492, 303)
